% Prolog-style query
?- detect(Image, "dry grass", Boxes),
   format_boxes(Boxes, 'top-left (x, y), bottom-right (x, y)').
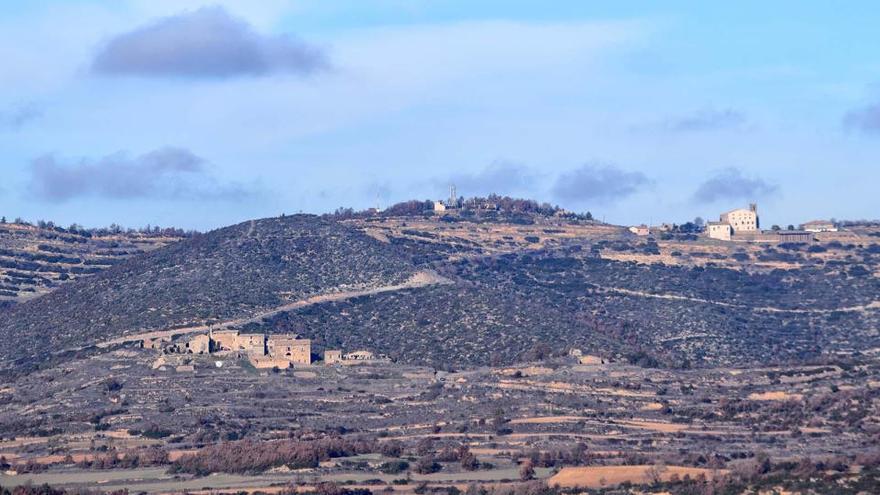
top-left (548, 465), bottom-right (725, 488)
top-left (509, 416), bottom-right (588, 425)
top-left (616, 420), bottom-right (689, 433)
top-left (748, 391), bottom-right (803, 401)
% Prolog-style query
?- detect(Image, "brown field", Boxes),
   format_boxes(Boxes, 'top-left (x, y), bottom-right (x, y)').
top-left (748, 391), bottom-right (804, 401)
top-left (509, 416), bottom-right (589, 425)
top-left (548, 465), bottom-right (727, 488)
top-left (616, 420), bottom-right (689, 433)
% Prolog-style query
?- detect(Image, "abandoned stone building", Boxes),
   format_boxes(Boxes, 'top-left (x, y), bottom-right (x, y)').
top-left (210, 330), bottom-right (239, 352)
top-left (149, 330), bottom-right (312, 368)
top-left (324, 350), bottom-right (343, 364)
top-left (142, 330), bottom-right (391, 369)
top-left (266, 335), bottom-right (311, 365)
top-left (323, 349), bottom-right (388, 365)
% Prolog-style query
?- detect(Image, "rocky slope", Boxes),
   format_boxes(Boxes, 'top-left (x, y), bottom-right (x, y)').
top-left (0, 215), bottom-right (416, 370)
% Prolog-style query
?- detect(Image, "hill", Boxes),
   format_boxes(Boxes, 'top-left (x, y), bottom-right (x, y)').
top-left (0, 215), bottom-right (417, 370)
top-left (1, 206), bottom-right (879, 372)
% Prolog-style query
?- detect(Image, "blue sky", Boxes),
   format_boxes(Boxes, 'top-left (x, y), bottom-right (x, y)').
top-left (1, 0), bottom-right (879, 230)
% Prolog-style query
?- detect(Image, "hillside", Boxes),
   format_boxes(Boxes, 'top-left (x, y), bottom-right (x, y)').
top-left (0, 215), bottom-right (417, 370)
top-left (1, 208), bottom-right (879, 372)
top-left (0, 221), bottom-right (185, 305)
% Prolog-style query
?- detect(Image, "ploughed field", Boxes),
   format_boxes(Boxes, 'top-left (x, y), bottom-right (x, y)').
top-left (0, 222), bottom-right (184, 305)
top-left (1, 350), bottom-right (879, 493)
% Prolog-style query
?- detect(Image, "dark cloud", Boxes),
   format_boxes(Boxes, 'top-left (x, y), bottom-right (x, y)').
top-left (28, 147), bottom-right (254, 203)
top-left (92, 6), bottom-right (328, 78)
top-left (666, 108), bottom-right (746, 132)
top-left (552, 163), bottom-right (650, 204)
top-left (440, 161), bottom-right (540, 196)
top-left (364, 182), bottom-right (393, 200)
top-left (843, 102), bottom-right (880, 133)
top-left (0, 102), bottom-right (42, 130)
top-left (692, 168), bottom-right (778, 204)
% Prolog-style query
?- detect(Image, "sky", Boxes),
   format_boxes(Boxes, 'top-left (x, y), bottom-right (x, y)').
top-left (1, 1), bottom-right (879, 230)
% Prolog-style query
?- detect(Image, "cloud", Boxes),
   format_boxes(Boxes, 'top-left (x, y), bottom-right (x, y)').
top-left (91, 6), bottom-right (328, 78)
top-left (552, 163), bottom-right (650, 204)
top-left (843, 102), bottom-right (880, 134)
top-left (665, 108), bottom-right (746, 132)
top-left (692, 168), bottom-right (778, 204)
top-left (28, 147), bottom-right (254, 202)
top-left (439, 161), bottom-right (541, 197)
top-left (0, 102), bottom-right (42, 130)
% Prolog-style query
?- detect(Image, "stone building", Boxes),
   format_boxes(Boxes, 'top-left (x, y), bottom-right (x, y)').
top-left (324, 350), bottom-right (343, 364)
top-left (143, 336), bottom-right (170, 350)
top-left (267, 335), bottom-right (311, 365)
top-left (720, 204), bottom-right (759, 233)
top-left (146, 330), bottom-right (312, 367)
top-left (706, 222), bottom-right (732, 241)
top-left (237, 334), bottom-right (266, 355)
top-left (210, 330), bottom-right (239, 352)
top-left (184, 334), bottom-right (210, 354)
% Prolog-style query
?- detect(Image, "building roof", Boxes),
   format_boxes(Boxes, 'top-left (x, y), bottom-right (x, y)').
top-left (721, 207), bottom-right (755, 216)
top-left (802, 220), bottom-right (834, 226)
top-left (267, 334), bottom-right (302, 341)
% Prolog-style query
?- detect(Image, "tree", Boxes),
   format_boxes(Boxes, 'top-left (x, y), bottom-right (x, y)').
top-left (646, 463), bottom-right (667, 485)
top-left (459, 446), bottom-right (479, 471)
top-left (519, 460), bottom-right (535, 481)
top-left (415, 455), bottom-right (440, 474)
top-left (0, 216), bottom-right (5, 224)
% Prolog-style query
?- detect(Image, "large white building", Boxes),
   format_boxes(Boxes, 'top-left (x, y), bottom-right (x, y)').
top-left (719, 204), bottom-right (759, 233)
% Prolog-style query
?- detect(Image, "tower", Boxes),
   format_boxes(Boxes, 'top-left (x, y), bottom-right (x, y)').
top-left (448, 184), bottom-right (457, 207)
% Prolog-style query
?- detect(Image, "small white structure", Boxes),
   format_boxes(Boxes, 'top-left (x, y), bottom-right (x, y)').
top-left (628, 225), bottom-right (650, 236)
top-left (801, 220), bottom-right (837, 233)
top-left (706, 222), bottom-right (732, 241)
top-left (433, 201), bottom-right (447, 213)
top-left (344, 350), bottom-right (376, 361)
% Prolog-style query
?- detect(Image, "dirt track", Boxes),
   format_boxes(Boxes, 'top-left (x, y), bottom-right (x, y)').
top-left (597, 286), bottom-right (880, 314)
top-left (96, 270), bottom-right (449, 348)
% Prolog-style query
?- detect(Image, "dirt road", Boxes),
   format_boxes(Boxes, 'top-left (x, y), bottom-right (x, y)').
top-left (96, 270), bottom-right (449, 348)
